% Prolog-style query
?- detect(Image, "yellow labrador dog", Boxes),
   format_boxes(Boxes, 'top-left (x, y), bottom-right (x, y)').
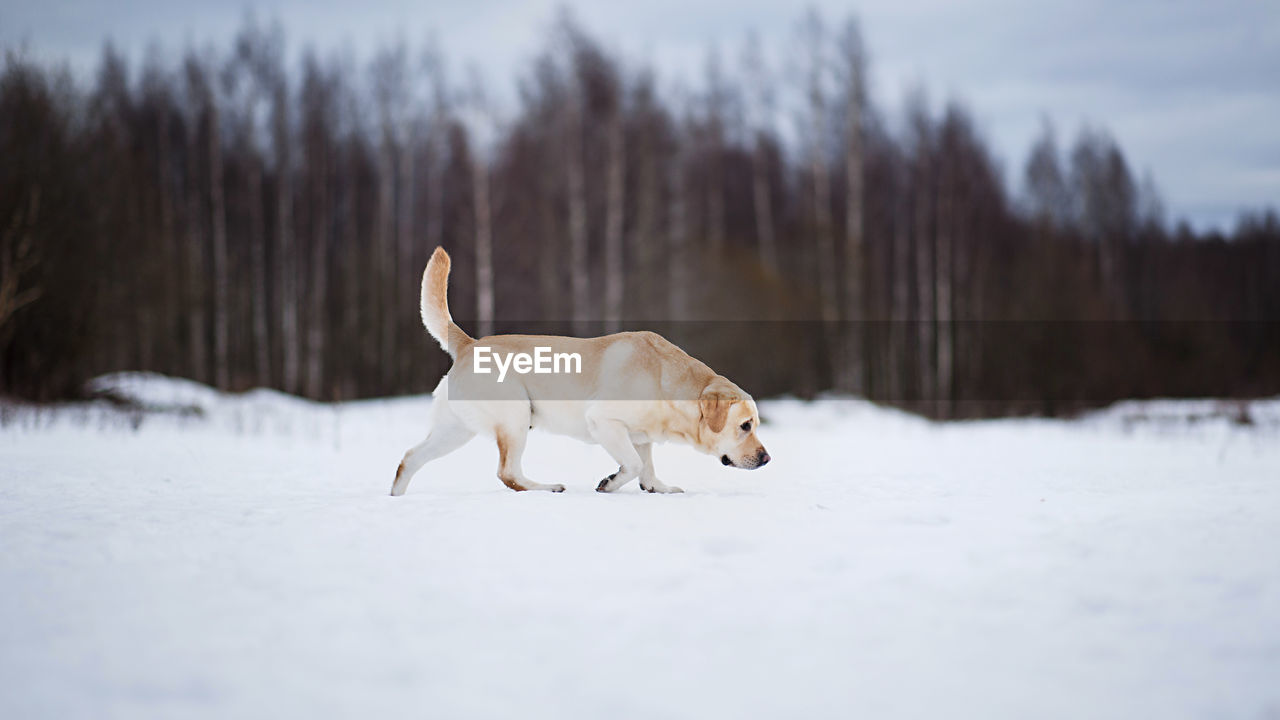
top-left (390, 247), bottom-right (770, 496)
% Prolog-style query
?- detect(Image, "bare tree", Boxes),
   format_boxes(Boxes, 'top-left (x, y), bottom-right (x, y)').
top-left (300, 52), bottom-right (333, 399)
top-left (603, 91), bottom-right (625, 332)
top-left (93, 46), bottom-right (151, 371)
top-left (235, 23), bottom-right (294, 389)
top-left (524, 53), bottom-right (565, 323)
top-left (1070, 127), bottom-right (1136, 295)
top-left (338, 82), bottom-right (364, 399)
top-left (1024, 120), bottom-right (1069, 230)
top-left (741, 31), bottom-right (778, 269)
top-left (907, 94), bottom-right (935, 405)
top-left (370, 41), bottom-right (410, 386)
top-left (205, 59), bottom-right (230, 388)
top-left (141, 51), bottom-right (181, 377)
top-left (472, 154), bottom-right (494, 338)
top-left (890, 160), bottom-right (912, 400)
top-left (801, 11), bottom-right (839, 328)
top-left (565, 55), bottom-right (590, 335)
top-left (230, 20), bottom-right (285, 387)
top-left (702, 48), bottom-right (728, 254)
top-left (0, 187), bottom-right (41, 333)
top-left (465, 67), bottom-right (496, 339)
top-left (180, 54), bottom-right (210, 383)
top-left (935, 107), bottom-right (966, 416)
top-left (273, 74), bottom-right (299, 394)
top-left (667, 109), bottom-right (690, 321)
top-left (628, 75), bottom-right (664, 313)
top-left (838, 16), bottom-right (867, 393)
top-left (397, 52), bottom-right (428, 383)
top-left (422, 41), bottom-right (450, 254)
top-left (243, 133), bottom-right (270, 385)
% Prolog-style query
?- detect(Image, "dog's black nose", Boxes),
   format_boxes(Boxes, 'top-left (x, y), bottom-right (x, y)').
top-left (721, 455), bottom-right (732, 466)
top-left (757, 450), bottom-right (770, 467)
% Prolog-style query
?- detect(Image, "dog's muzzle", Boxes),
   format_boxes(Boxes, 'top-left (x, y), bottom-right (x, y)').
top-left (755, 449), bottom-right (771, 467)
top-left (722, 450), bottom-right (771, 469)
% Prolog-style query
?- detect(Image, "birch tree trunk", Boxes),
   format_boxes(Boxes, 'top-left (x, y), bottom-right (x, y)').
top-left (397, 124), bottom-right (416, 380)
top-left (305, 201), bottom-right (327, 399)
top-left (704, 52), bottom-right (726, 254)
top-left (810, 104), bottom-right (838, 326)
top-left (184, 122), bottom-right (207, 383)
top-left (667, 141), bottom-right (688, 321)
top-left (539, 157), bottom-right (562, 324)
top-left (473, 156), bottom-right (494, 339)
top-left (566, 91), bottom-right (590, 336)
top-left (424, 48), bottom-right (448, 256)
top-left (935, 168), bottom-right (954, 417)
top-left (304, 132), bottom-right (328, 399)
top-left (843, 137), bottom-right (865, 392)
top-left (798, 11), bottom-right (839, 335)
top-left (890, 183), bottom-right (911, 401)
top-left (247, 154), bottom-right (271, 387)
top-left (841, 20), bottom-right (866, 394)
top-left (376, 134), bottom-right (395, 386)
top-left (806, 19), bottom-right (839, 328)
top-left (426, 129), bottom-right (445, 251)
top-left (742, 33), bottom-right (777, 270)
top-left (276, 93), bottom-right (299, 395)
top-left (208, 102), bottom-right (230, 389)
top-left (128, 167), bottom-right (153, 372)
top-left (343, 150), bottom-right (362, 399)
top-left (915, 155), bottom-right (935, 407)
top-left (603, 111), bottom-right (625, 333)
top-left (707, 147), bottom-right (724, 254)
top-left (156, 102), bottom-right (178, 376)
top-left (632, 129), bottom-right (659, 313)
top-left (752, 137), bottom-right (777, 270)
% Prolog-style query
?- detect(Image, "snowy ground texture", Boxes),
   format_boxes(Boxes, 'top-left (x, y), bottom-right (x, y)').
top-left (3, 373), bottom-right (1279, 720)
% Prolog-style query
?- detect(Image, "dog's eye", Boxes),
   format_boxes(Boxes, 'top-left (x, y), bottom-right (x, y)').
top-left (740, 421), bottom-right (752, 432)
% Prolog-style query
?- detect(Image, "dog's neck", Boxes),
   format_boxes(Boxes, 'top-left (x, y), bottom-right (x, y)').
top-left (650, 399), bottom-right (701, 448)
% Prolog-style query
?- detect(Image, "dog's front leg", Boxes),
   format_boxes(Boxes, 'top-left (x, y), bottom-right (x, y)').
top-left (636, 442), bottom-right (683, 494)
top-left (589, 418), bottom-right (644, 493)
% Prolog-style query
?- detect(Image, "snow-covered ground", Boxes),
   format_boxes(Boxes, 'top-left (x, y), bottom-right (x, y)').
top-left (2, 373), bottom-right (1279, 719)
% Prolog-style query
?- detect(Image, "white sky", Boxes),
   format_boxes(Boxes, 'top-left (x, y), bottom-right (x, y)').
top-left (3, 0), bottom-right (1277, 231)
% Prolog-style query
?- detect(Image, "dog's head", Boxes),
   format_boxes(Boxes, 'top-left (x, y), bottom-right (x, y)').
top-left (698, 378), bottom-right (770, 470)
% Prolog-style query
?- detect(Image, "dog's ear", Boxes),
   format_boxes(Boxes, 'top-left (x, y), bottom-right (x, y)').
top-left (699, 386), bottom-right (739, 434)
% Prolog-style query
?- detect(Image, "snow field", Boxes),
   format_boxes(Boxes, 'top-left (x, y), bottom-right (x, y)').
top-left (2, 375), bottom-right (1278, 719)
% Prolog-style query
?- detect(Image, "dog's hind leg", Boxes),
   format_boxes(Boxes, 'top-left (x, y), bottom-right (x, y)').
top-left (390, 416), bottom-right (474, 496)
top-left (494, 420), bottom-right (565, 493)
top-left (636, 442), bottom-right (683, 494)
top-left (590, 419), bottom-right (645, 493)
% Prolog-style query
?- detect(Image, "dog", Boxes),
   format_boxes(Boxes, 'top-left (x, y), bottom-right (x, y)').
top-left (390, 247), bottom-right (770, 496)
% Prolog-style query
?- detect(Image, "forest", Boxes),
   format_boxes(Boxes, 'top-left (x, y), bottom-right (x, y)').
top-left (2, 11), bottom-right (1278, 417)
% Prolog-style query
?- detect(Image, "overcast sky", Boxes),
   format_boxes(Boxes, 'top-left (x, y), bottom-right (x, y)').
top-left (3, 0), bottom-right (1277, 231)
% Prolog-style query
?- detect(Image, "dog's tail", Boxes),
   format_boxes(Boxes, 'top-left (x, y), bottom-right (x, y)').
top-left (421, 247), bottom-right (475, 359)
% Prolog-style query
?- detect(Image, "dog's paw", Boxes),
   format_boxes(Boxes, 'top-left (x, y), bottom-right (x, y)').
top-left (643, 483), bottom-right (684, 494)
top-left (596, 473), bottom-right (617, 493)
top-left (549, 483), bottom-right (566, 493)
